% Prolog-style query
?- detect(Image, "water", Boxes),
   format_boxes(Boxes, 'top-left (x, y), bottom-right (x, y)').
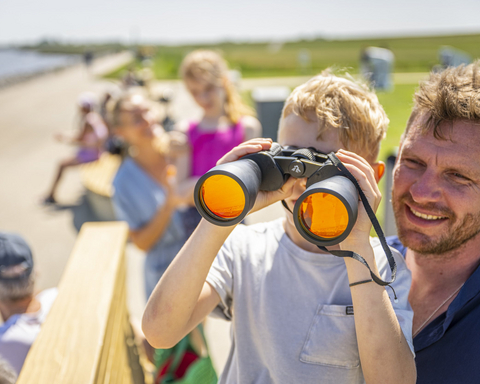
top-left (0, 49), bottom-right (81, 82)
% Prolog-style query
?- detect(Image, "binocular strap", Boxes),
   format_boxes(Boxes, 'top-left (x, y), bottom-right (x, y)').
top-left (320, 153), bottom-right (398, 302)
top-left (318, 246), bottom-right (398, 302)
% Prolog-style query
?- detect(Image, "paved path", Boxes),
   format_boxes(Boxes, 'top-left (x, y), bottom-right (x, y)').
top-left (0, 52), bottom-right (133, 290)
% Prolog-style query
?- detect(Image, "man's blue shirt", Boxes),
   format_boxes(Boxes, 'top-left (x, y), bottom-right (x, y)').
top-left (387, 236), bottom-right (480, 384)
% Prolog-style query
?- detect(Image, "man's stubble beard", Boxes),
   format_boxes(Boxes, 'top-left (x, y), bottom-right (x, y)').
top-left (392, 192), bottom-right (480, 256)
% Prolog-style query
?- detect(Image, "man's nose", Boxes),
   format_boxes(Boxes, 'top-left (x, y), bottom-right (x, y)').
top-left (409, 170), bottom-right (442, 203)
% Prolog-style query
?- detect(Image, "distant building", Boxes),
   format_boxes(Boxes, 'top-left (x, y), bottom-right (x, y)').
top-left (360, 47), bottom-right (394, 91)
top-left (439, 46), bottom-right (471, 68)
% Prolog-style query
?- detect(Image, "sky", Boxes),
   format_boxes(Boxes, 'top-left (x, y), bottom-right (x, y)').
top-left (1, 0), bottom-right (480, 45)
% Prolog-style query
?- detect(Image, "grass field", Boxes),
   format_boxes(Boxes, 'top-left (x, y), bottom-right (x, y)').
top-left (104, 32), bottom-right (480, 80)
top-left (375, 83), bottom-right (419, 226)
top-left (377, 83), bottom-right (418, 159)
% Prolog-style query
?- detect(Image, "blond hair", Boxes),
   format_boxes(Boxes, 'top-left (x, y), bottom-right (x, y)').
top-left (180, 50), bottom-right (255, 124)
top-left (406, 61), bottom-right (480, 138)
top-left (281, 70), bottom-right (388, 161)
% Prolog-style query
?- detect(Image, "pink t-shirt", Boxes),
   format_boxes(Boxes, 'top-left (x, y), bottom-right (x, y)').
top-left (188, 120), bottom-right (244, 176)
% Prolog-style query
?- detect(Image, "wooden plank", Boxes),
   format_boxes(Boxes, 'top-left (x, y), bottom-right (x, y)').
top-left (96, 262), bottom-right (132, 384)
top-left (17, 222), bottom-right (130, 384)
top-left (95, 262), bottom-right (126, 384)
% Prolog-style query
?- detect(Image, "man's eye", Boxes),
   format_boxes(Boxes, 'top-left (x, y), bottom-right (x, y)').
top-left (404, 158), bottom-right (422, 167)
top-left (450, 172), bottom-right (469, 182)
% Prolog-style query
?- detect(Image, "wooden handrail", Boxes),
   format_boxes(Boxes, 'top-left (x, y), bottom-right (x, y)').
top-left (17, 222), bottom-right (145, 384)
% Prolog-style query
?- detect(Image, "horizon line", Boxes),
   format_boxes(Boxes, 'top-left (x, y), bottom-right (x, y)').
top-left (2, 27), bottom-right (480, 48)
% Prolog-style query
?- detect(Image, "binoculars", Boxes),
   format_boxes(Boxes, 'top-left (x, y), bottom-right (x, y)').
top-left (194, 143), bottom-right (359, 246)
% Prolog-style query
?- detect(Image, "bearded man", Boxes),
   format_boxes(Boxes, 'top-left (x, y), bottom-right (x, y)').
top-left (388, 62), bottom-right (480, 384)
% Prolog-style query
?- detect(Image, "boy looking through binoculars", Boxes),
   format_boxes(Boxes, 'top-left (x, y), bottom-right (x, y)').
top-left (143, 72), bottom-right (416, 384)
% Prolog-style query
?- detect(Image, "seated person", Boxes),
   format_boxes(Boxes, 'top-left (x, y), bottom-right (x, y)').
top-left (42, 92), bottom-right (108, 204)
top-left (108, 93), bottom-right (191, 300)
top-left (0, 232), bottom-right (57, 376)
top-left (142, 72), bottom-right (416, 383)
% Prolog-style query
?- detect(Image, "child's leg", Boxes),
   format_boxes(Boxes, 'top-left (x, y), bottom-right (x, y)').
top-left (43, 156), bottom-right (82, 202)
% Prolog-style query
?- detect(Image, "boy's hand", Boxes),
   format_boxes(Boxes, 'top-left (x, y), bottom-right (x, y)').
top-left (334, 149), bottom-right (382, 248)
top-left (216, 138), bottom-right (296, 213)
top-left (216, 138), bottom-right (273, 165)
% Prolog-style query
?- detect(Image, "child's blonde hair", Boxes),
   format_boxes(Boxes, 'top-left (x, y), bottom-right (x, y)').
top-left (282, 70), bottom-right (389, 161)
top-left (180, 50), bottom-right (255, 124)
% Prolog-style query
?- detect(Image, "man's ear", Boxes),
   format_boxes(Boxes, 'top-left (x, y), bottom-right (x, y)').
top-left (372, 161), bottom-right (385, 183)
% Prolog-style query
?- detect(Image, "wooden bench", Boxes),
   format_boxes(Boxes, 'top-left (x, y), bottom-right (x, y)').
top-left (80, 153), bottom-right (122, 221)
top-left (17, 222), bottom-right (149, 384)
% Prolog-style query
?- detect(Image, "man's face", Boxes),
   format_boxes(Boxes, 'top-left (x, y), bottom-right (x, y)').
top-left (278, 113), bottom-right (345, 236)
top-left (392, 115), bottom-right (480, 256)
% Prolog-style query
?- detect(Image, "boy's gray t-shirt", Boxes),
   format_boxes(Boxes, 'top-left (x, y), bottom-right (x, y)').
top-left (206, 218), bottom-right (414, 384)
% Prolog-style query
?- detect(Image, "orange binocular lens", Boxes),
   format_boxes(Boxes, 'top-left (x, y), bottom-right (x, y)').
top-left (293, 176), bottom-right (358, 246)
top-left (201, 175), bottom-right (246, 219)
top-left (298, 192), bottom-right (349, 239)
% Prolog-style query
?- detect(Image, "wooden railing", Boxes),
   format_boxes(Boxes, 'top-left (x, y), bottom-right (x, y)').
top-left (17, 222), bottom-right (146, 384)
top-left (80, 153), bottom-right (122, 221)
